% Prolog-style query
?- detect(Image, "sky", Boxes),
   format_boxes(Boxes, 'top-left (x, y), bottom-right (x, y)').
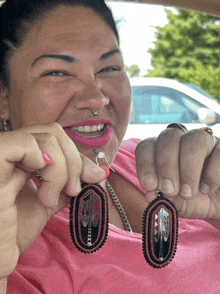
top-left (107, 1), bottom-right (177, 76)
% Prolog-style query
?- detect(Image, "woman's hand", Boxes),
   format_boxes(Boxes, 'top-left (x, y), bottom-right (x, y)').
top-left (0, 122), bottom-right (105, 280)
top-left (135, 127), bottom-right (220, 221)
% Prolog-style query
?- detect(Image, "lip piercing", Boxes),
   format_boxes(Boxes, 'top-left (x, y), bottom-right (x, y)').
top-left (92, 110), bottom-right (98, 117)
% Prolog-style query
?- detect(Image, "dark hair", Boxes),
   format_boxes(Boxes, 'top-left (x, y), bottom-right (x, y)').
top-left (0, 0), bottom-right (119, 84)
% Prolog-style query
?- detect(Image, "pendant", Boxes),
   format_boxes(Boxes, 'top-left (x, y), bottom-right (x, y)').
top-left (142, 191), bottom-right (178, 268)
top-left (69, 182), bottom-right (109, 253)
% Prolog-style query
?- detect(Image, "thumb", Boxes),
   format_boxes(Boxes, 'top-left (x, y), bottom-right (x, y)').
top-left (80, 154), bottom-right (107, 184)
top-left (48, 157), bottom-right (108, 218)
top-left (145, 190), bottom-right (157, 205)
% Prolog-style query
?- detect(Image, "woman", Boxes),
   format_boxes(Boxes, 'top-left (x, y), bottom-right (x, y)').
top-left (0, 0), bottom-right (220, 293)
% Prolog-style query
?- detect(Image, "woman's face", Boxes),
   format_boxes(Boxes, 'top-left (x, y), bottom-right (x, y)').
top-left (6, 5), bottom-right (131, 163)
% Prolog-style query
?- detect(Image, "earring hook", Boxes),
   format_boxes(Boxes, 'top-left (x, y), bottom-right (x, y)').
top-left (96, 152), bottom-right (115, 172)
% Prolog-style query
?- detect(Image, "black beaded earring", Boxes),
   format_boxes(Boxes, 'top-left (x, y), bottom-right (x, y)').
top-left (142, 190), bottom-right (178, 268)
top-left (69, 182), bottom-right (109, 253)
top-left (69, 152), bottom-right (113, 254)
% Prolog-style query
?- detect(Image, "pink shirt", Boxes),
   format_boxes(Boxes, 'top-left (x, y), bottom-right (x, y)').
top-left (7, 139), bottom-right (220, 293)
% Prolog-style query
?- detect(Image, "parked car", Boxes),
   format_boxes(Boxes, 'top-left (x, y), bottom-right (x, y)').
top-left (181, 82), bottom-right (216, 100)
top-left (124, 77), bottom-right (220, 140)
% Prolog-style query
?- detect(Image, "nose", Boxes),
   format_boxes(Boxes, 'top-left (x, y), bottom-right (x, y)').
top-left (73, 77), bottom-right (109, 111)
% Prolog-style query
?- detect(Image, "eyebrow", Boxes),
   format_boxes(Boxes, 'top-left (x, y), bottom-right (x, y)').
top-left (31, 49), bottom-right (121, 67)
top-left (99, 49), bottom-right (120, 61)
top-left (31, 54), bottom-right (74, 67)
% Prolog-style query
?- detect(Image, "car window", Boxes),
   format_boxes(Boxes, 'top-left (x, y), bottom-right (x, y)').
top-left (130, 86), bottom-right (219, 124)
top-left (181, 83), bottom-right (216, 100)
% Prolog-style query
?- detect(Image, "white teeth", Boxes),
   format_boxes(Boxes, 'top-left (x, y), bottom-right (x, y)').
top-left (91, 125), bottom-right (97, 131)
top-left (70, 123), bottom-right (105, 133)
top-left (84, 126), bottom-right (91, 133)
top-left (78, 126), bottom-right (85, 132)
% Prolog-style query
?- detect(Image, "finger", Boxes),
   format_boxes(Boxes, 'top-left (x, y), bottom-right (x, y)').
top-left (34, 147), bottom-right (106, 208)
top-left (155, 128), bottom-right (184, 197)
top-left (144, 190), bottom-right (158, 205)
top-left (19, 123), bottom-right (83, 196)
top-left (0, 131), bottom-right (46, 184)
top-left (179, 129), bottom-right (215, 199)
top-left (199, 140), bottom-right (220, 194)
top-left (0, 168), bottom-right (30, 279)
top-left (22, 123), bottom-right (106, 197)
top-left (80, 154), bottom-right (106, 183)
top-left (135, 138), bottom-right (158, 192)
top-left (0, 168), bottom-right (29, 211)
top-left (32, 132), bottom-right (70, 207)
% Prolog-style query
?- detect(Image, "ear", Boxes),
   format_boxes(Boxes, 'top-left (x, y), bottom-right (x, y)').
top-left (0, 79), bottom-right (10, 121)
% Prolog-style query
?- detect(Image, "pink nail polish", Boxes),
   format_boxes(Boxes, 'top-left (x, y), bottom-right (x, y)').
top-left (41, 150), bottom-right (52, 165)
top-left (31, 177), bottom-right (42, 188)
top-left (99, 165), bottom-right (110, 180)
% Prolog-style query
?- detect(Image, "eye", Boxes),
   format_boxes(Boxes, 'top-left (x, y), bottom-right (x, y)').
top-left (42, 71), bottom-right (68, 77)
top-left (99, 66), bottom-right (120, 73)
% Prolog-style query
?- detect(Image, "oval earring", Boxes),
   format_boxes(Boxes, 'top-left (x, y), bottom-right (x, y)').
top-left (69, 152), bottom-right (111, 254)
top-left (69, 182), bottom-right (109, 253)
top-left (142, 190), bottom-right (178, 268)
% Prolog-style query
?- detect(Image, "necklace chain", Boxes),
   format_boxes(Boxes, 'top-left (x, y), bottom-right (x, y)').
top-left (106, 179), bottom-right (133, 233)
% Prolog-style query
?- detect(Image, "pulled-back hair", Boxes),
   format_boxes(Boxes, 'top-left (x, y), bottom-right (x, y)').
top-left (0, 0), bottom-right (119, 84)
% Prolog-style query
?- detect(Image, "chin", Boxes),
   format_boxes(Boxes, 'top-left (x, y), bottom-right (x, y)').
top-left (66, 125), bottom-right (124, 165)
top-left (75, 135), bottom-right (119, 166)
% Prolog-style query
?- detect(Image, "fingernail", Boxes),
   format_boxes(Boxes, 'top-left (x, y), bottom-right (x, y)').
top-left (55, 194), bottom-right (60, 206)
top-left (90, 163), bottom-right (104, 173)
top-left (76, 178), bottom-right (81, 193)
top-left (159, 179), bottom-right (175, 193)
top-left (145, 175), bottom-right (156, 185)
top-left (141, 174), bottom-right (157, 190)
top-left (99, 166), bottom-right (110, 180)
top-left (180, 183), bottom-right (192, 197)
top-left (41, 150), bottom-right (53, 165)
top-left (200, 182), bottom-right (209, 194)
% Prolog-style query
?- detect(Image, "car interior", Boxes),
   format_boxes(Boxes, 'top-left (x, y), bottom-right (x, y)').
top-left (113, 0), bottom-right (219, 17)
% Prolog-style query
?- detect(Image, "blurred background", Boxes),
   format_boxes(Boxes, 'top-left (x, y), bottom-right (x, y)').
top-left (107, 1), bottom-right (220, 101)
top-left (106, 1), bottom-right (220, 139)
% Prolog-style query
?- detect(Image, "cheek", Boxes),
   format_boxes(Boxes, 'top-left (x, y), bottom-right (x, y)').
top-left (18, 82), bottom-right (73, 125)
top-left (105, 74), bottom-right (131, 145)
top-left (110, 74), bottom-right (131, 122)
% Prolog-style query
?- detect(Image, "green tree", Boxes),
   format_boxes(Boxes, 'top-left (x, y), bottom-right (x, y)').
top-left (125, 64), bottom-right (140, 78)
top-left (146, 9), bottom-right (220, 100)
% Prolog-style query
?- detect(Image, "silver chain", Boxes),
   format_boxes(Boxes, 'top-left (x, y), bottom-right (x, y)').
top-left (106, 179), bottom-right (133, 233)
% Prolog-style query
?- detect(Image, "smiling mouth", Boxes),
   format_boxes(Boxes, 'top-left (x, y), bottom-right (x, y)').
top-left (69, 123), bottom-right (107, 138)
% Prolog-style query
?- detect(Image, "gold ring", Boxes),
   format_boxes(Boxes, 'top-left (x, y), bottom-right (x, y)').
top-left (200, 127), bottom-right (216, 146)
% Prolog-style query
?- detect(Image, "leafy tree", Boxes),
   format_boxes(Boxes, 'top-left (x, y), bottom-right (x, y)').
top-left (146, 9), bottom-right (220, 100)
top-left (125, 64), bottom-right (140, 78)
